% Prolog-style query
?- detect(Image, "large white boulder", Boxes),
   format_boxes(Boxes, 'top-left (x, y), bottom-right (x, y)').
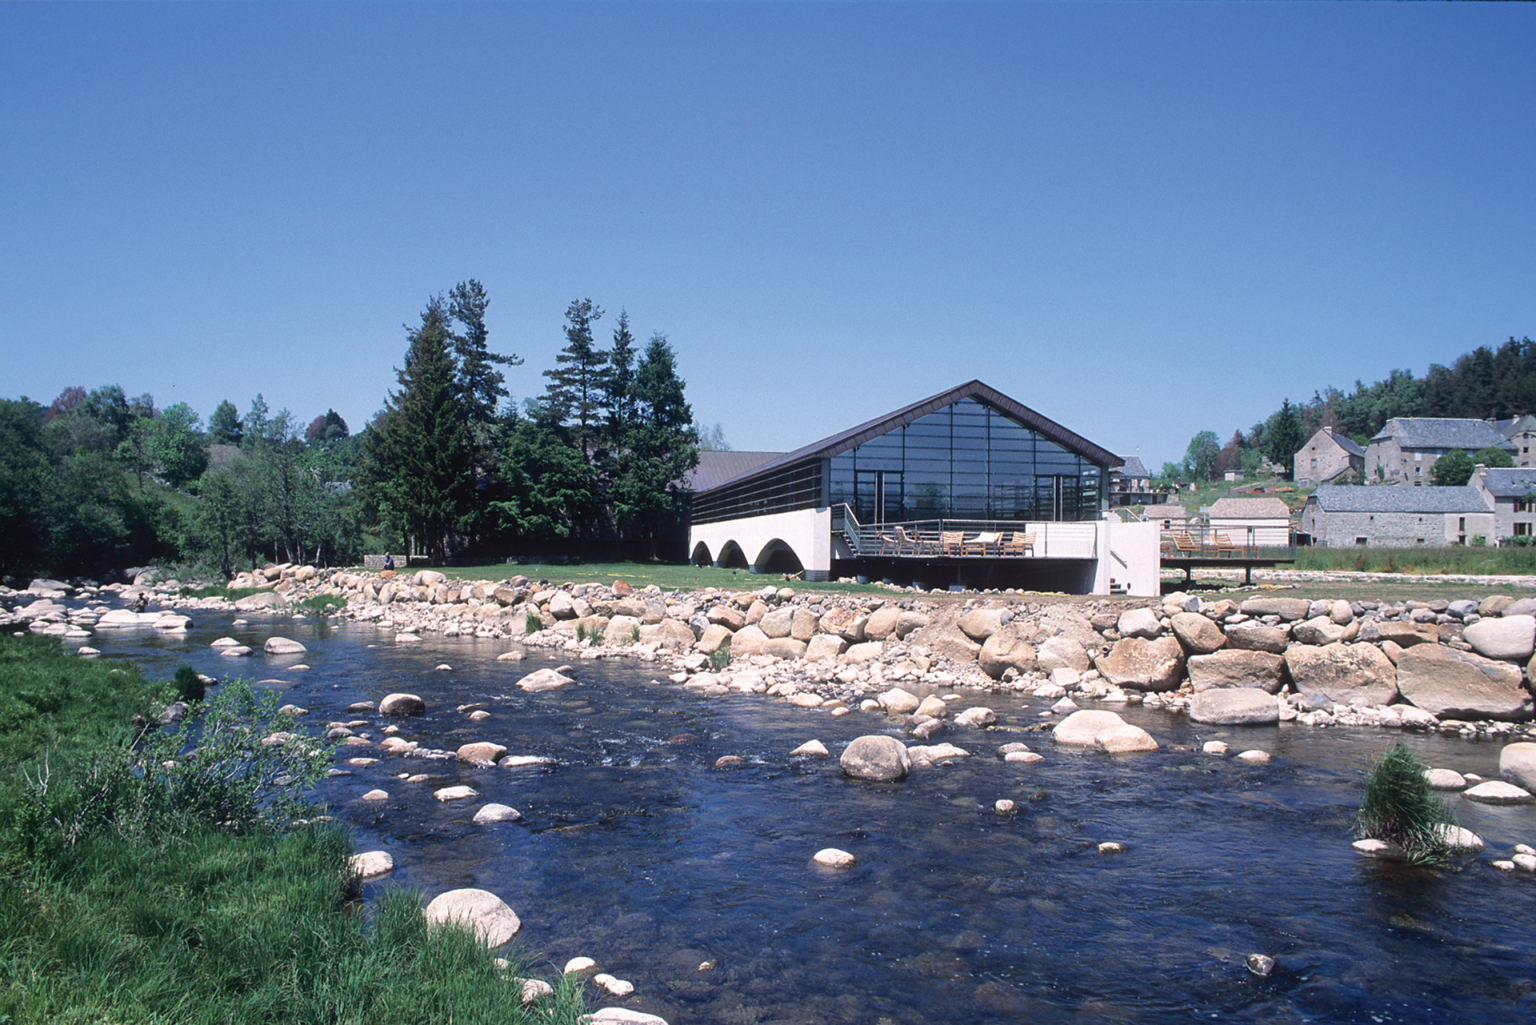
top-left (264, 637), bottom-right (306, 655)
top-left (1396, 644), bottom-right (1533, 721)
top-left (1189, 688), bottom-right (1279, 725)
top-left (1499, 742), bottom-right (1536, 791)
top-left (1052, 709), bottom-right (1158, 752)
top-left (423, 888), bottom-right (521, 947)
top-left (1462, 614), bottom-right (1536, 661)
top-left (517, 667), bottom-right (575, 692)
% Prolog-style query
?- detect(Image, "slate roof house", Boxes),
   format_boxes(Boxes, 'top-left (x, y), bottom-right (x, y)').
top-left (1294, 426), bottom-right (1365, 485)
top-left (1300, 485), bottom-right (1492, 547)
top-left (1109, 456), bottom-right (1161, 507)
top-left (1470, 466), bottom-right (1536, 542)
top-left (687, 380), bottom-right (1161, 595)
top-left (1205, 496), bottom-right (1292, 547)
top-left (1364, 418), bottom-right (1514, 485)
top-left (1493, 415), bottom-right (1536, 468)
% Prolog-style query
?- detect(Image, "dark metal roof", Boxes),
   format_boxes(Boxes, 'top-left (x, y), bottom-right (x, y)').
top-left (1306, 485), bottom-right (1488, 514)
top-left (1475, 467), bottom-right (1536, 499)
top-left (692, 380), bottom-right (1124, 496)
top-left (1370, 417), bottom-right (1514, 452)
top-left (684, 451), bottom-right (783, 492)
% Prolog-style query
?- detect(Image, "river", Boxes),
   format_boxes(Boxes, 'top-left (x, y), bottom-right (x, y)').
top-left (90, 611), bottom-right (1536, 1025)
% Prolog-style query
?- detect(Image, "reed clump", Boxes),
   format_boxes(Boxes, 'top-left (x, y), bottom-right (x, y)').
top-left (1355, 744), bottom-right (1458, 865)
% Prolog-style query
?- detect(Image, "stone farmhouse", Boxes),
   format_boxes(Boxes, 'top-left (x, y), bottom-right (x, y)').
top-left (1364, 417), bottom-right (1514, 485)
top-left (1493, 415), bottom-right (1536, 468)
top-left (1300, 485), bottom-right (1493, 547)
top-left (1469, 466), bottom-right (1536, 542)
top-left (1293, 426), bottom-right (1364, 485)
top-left (1109, 455), bottom-right (1162, 507)
top-left (687, 380), bottom-right (1162, 595)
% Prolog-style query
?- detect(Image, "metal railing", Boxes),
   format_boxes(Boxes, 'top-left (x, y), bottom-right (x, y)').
top-left (832, 504), bottom-right (1099, 559)
top-left (1158, 526), bottom-right (1298, 560)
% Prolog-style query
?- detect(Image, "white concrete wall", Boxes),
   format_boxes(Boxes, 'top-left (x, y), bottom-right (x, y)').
top-left (690, 508), bottom-right (831, 575)
top-left (1095, 518), bottom-right (1161, 596)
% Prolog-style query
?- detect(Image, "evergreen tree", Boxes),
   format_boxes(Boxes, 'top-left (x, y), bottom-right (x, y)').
top-left (448, 279), bottom-right (521, 425)
top-left (602, 310), bottom-right (637, 445)
top-left (542, 298), bottom-right (607, 461)
top-left (493, 420), bottom-right (595, 541)
top-left (1264, 399), bottom-right (1306, 476)
top-left (209, 399), bottom-right (243, 446)
top-left (364, 298), bottom-right (469, 563)
top-left (613, 333), bottom-right (699, 558)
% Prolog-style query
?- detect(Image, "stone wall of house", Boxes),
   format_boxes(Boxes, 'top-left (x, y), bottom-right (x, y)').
top-left (1295, 436), bottom-right (1356, 485)
top-left (1309, 510), bottom-right (1453, 547)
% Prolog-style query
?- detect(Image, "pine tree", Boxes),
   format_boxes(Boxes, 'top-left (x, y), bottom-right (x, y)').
top-left (1265, 399), bottom-right (1306, 476)
top-left (209, 400), bottom-right (243, 446)
top-left (364, 298), bottom-right (469, 563)
top-left (613, 333), bottom-right (699, 558)
top-left (603, 310), bottom-right (637, 445)
top-left (542, 298), bottom-right (607, 461)
top-left (448, 279), bottom-right (521, 425)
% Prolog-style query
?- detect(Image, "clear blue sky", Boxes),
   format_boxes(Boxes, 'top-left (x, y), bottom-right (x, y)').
top-left (3, 2), bottom-right (1532, 471)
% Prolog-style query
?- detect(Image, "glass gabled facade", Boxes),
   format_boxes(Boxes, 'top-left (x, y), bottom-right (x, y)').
top-left (829, 397), bottom-right (1104, 522)
top-left (692, 395), bottom-right (1107, 526)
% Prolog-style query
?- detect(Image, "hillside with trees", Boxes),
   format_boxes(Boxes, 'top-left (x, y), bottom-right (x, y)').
top-left (0, 282), bottom-right (700, 580)
top-left (1159, 335), bottom-right (1535, 487)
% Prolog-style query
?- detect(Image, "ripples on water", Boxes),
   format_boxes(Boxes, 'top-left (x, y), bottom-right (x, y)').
top-left (101, 614), bottom-right (1536, 1025)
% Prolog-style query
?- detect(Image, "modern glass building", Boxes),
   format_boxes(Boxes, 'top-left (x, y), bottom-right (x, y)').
top-left (694, 382), bottom-right (1115, 526)
top-left (688, 381), bottom-right (1158, 593)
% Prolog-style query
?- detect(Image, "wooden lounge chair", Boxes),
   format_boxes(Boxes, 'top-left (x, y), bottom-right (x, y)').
top-left (1173, 533), bottom-right (1200, 557)
top-left (939, 531), bottom-right (966, 557)
top-left (965, 531), bottom-right (1001, 556)
top-left (893, 526), bottom-right (925, 556)
top-left (1002, 531), bottom-right (1035, 557)
top-left (1212, 533), bottom-right (1238, 558)
top-left (877, 530), bottom-right (901, 556)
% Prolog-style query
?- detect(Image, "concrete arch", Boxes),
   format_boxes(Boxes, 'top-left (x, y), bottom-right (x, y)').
top-left (753, 538), bottom-right (804, 574)
top-left (715, 540), bottom-right (749, 569)
top-left (690, 541), bottom-right (713, 566)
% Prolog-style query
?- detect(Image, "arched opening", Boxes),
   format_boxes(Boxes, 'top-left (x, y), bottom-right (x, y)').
top-left (753, 538), bottom-right (804, 575)
top-left (690, 541), bottom-right (713, 567)
top-left (716, 541), bottom-right (749, 569)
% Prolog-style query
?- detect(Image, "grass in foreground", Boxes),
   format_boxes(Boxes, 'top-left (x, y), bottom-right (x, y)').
top-left (0, 636), bottom-right (585, 1024)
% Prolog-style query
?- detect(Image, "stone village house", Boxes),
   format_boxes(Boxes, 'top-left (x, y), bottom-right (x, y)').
top-left (1301, 485), bottom-right (1493, 547)
top-left (1293, 426), bottom-right (1364, 485)
top-left (1363, 417), bottom-right (1514, 485)
top-left (1469, 466), bottom-right (1536, 542)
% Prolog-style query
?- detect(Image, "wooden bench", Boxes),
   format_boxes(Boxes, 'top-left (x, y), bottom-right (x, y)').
top-left (939, 531), bottom-right (966, 557)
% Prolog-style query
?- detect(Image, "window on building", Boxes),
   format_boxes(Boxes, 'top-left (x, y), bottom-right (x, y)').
top-left (1355, 537), bottom-right (1368, 546)
top-left (1517, 523), bottom-right (1533, 537)
top-left (1415, 538), bottom-right (1425, 545)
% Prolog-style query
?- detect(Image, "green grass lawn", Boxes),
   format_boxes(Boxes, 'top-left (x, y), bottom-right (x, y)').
top-left (439, 560), bottom-right (908, 597)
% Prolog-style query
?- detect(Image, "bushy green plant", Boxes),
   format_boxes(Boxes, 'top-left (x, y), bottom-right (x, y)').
top-left (172, 665), bottom-right (205, 702)
top-left (1356, 744), bottom-right (1457, 865)
top-left (297, 592), bottom-right (345, 615)
top-left (708, 645), bottom-right (730, 670)
top-left (525, 611), bottom-right (542, 635)
top-left (575, 623), bottom-right (588, 643)
top-left (630, 624), bottom-right (641, 644)
top-left (1470, 534), bottom-right (1488, 547)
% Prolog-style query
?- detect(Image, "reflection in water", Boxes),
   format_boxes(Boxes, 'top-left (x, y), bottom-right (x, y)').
top-left (97, 613), bottom-right (1536, 1025)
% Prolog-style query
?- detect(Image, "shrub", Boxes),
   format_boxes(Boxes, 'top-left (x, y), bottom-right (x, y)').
top-left (708, 645), bottom-right (730, 670)
top-left (1356, 744), bottom-right (1457, 865)
top-left (525, 611), bottom-right (542, 635)
top-left (297, 593), bottom-right (345, 615)
top-left (172, 665), bottom-right (205, 702)
top-left (1470, 534), bottom-right (1488, 547)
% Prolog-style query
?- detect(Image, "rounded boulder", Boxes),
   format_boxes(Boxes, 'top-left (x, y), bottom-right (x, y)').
top-left (840, 735), bottom-right (911, 781)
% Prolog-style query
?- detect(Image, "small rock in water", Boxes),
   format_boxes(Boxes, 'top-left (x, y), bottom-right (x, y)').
top-left (434, 663), bottom-right (452, 672)
top-left (1423, 768), bottom-right (1467, 790)
top-left (1245, 953), bottom-right (1276, 977)
top-left (1097, 842), bottom-right (1124, 854)
top-left (473, 803), bottom-right (522, 824)
top-left (348, 850), bottom-right (394, 879)
top-left (995, 799), bottom-right (1016, 815)
top-left (790, 739), bottom-right (829, 757)
top-left (1464, 781), bottom-right (1534, 805)
top-left (359, 789), bottom-right (390, 802)
top-left (813, 847), bottom-right (858, 868)
top-left (593, 973), bottom-right (635, 997)
top-left (1235, 750), bottom-right (1271, 766)
top-left (1202, 741), bottom-right (1229, 756)
top-left (434, 785), bottom-right (479, 802)
top-left (564, 956), bottom-right (598, 976)
top-left (520, 979), bottom-right (554, 1004)
top-left (714, 755), bottom-right (746, 768)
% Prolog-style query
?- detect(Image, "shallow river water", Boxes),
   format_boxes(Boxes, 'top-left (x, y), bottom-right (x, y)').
top-left (97, 612), bottom-right (1536, 1025)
